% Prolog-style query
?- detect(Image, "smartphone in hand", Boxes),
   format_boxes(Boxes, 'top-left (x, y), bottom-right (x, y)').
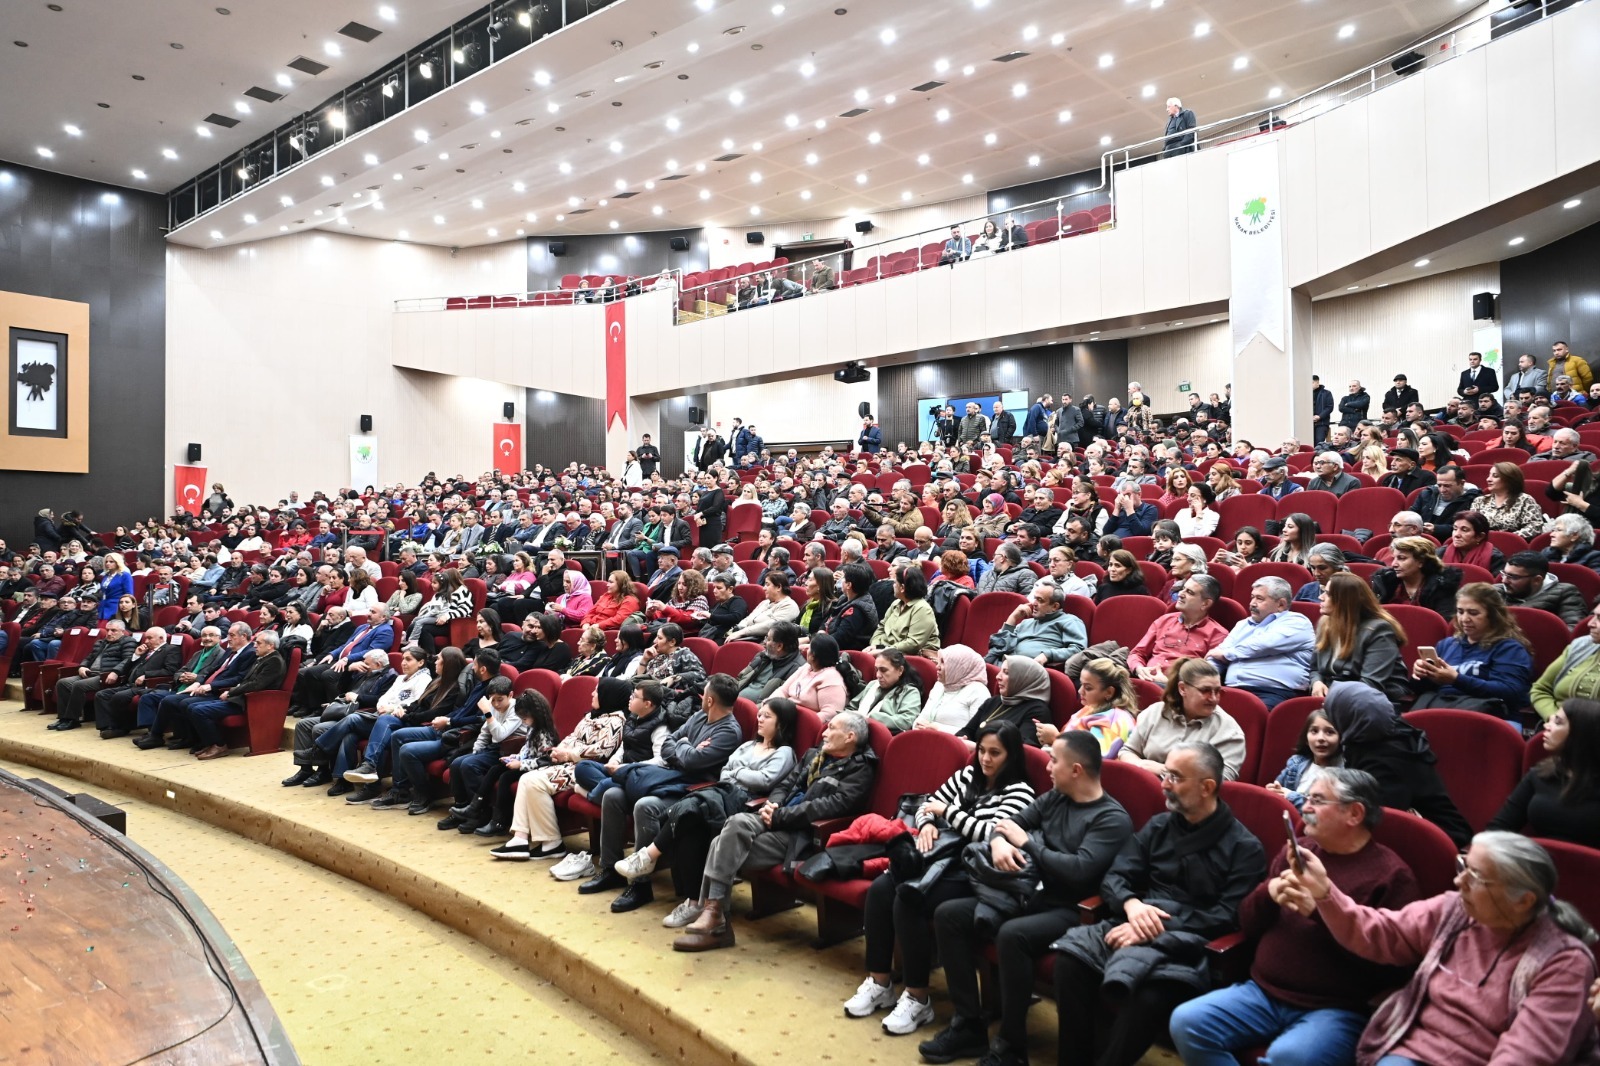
top-left (1283, 810), bottom-right (1304, 874)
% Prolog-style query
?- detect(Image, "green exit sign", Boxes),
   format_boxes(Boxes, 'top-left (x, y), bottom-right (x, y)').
top-left (801, 233), bottom-right (814, 241)
top-left (1177, 381), bottom-right (1192, 393)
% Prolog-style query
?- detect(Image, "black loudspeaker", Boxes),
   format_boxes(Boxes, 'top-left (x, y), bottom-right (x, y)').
top-left (746, 232), bottom-right (764, 245)
top-left (1391, 51), bottom-right (1424, 77)
top-left (1472, 292), bottom-right (1498, 320)
top-left (503, 401), bottom-right (516, 419)
top-left (669, 236), bottom-right (690, 251)
top-left (854, 220), bottom-right (875, 234)
top-left (187, 442), bottom-right (202, 463)
top-left (548, 241), bottom-right (568, 256)
top-left (688, 406), bottom-right (703, 424)
top-left (359, 414), bottom-right (373, 433)
top-left (858, 402), bottom-right (872, 418)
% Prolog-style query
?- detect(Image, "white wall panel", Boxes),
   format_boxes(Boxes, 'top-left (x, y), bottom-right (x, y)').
top-left (1127, 323), bottom-right (1233, 410)
top-left (1486, 20), bottom-right (1558, 204)
top-left (913, 268), bottom-right (952, 351)
top-left (1423, 48), bottom-right (1491, 233)
top-left (1283, 124), bottom-right (1320, 286)
top-left (983, 248), bottom-right (1026, 334)
top-left (797, 293), bottom-right (830, 376)
top-left (1365, 75), bottom-right (1429, 252)
top-left (769, 298), bottom-right (802, 376)
top-left (1141, 160), bottom-right (1192, 309)
top-left (1059, 236), bottom-right (1103, 327)
top-left (1099, 170), bottom-right (1145, 320)
top-left (1552, 1), bottom-right (1600, 174)
top-left (704, 375), bottom-right (878, 445)
top-left (1313, 101), bottom-right (1373, 277)
top-left (1186, 148), bottom-right (1232, 304)
top-left (882, 272), bottom-right (919, 355)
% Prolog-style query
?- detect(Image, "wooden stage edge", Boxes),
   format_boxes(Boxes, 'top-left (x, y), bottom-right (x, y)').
top-left (0, 767), bottom-right (297, 1066)
top-left (0, 728), bottom-right (760, 1066)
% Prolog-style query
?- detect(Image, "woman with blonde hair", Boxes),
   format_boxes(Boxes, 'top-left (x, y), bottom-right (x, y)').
top-left (1312, 572), bottom-right (1408, 701)
top-left (1207, 463), bottom-right (1241, 502)
top-left (1357, 442), bottom-right (1390, 480)
top-left (1039, 657), bottom-right (1139, 754)
top-left (96, 553), bottom-right (134, 621)
top-left (1370, 537), bottom-right (1462, 618)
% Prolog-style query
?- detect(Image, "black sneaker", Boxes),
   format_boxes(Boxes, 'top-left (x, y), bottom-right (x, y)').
top-left (345, 783), bottom-right (383, 803)
top-left (370, 789), bottom-right (411, 809)
top-left (975, 1043), bottom-right (1028, 1066)
top-left (281, 766), bottom-right (316, 787)
top-left (327, 780), bottom-right (354, 797)
top-left (302, 769), bottom-right (333, 788)
top-left (918, 1021), bottom-right (990, 1064)
top-left (437, 813), bottom-right (468, 831)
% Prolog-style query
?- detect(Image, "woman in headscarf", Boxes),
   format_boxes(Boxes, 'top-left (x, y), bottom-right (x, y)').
top-left (1322, 681), bottom-right (1473, 847)
top-left (912, 645), bottom-right (993, 732)
top-left (971, 493), bottom-right (1013, 540)
top-left (958, 654), bottom-right (1050, 747)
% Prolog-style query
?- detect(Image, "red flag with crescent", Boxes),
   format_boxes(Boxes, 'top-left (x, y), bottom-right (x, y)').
top-left (605, 301), bottom-right (627, 431)
top-left (174, 464), bottom-right (207, 516)
top-left (493, 423), bottom-right (522, 475)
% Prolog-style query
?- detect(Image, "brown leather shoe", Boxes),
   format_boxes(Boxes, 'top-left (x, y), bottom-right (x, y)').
top-left (672, 898), bottom-right (735, 952)
top-left (195, 745), bottom-right (228, 760)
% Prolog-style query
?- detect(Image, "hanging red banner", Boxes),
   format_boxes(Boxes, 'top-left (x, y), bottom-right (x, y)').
top-left (605, 300), bottom-right (627, 431)
top-left (173, 464), bottom-right (207, 516)
top-left (493, 423), bottom-right (522, 475)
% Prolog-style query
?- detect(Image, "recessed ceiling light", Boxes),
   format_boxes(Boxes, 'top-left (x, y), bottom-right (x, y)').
top-left (867, 131), bottom-right (881, 144)
top-left (1012, 82), bottom-right (1027, 98)
top-left (699, 189), bottom-right (711, 200)
top-left (1141, 85), bottom-right (1155, 98)
top-left (279, 195), bottom-right (293, 206)
top-left (533, 70), bottom-right (551, 86)
top-left (609, 140), bottom-right (623, 152)
top-left (1194, 21), bottom-right (1210, 36)
top-left (753, 141), bottom-right (765, 151)
top-left (814, 118), bottom-right (826, 129)
top-left (666, 116), bottom-right (681, 130)
top-left (961, 173), bottom-right (973, 184)
top-left (555, 214), bottom-right (565, 221)
top-left (1233, 56), bottom-right (1249, 70)
top-left (434, 215), bottom-right (445, 224)
top-left (856, 173), bottom-right (868, 184)
top-left (961, 64), bottom-right (975, 76)
top-left (935, 58), bottom-right (949, 73)
top-left (771, 2), bottom-right (784, 12)
top-left (243, 213), bottom-right (257, 224)
top-left (470, 198), bottom-right (484, 209)
top-left (609, 220), bottom-right (620, 229)
top-left (884, 94), bottom-right (896, 105)
top-left (36, 146), bottom-right (53, 159)
top-left (799, 60), bottom-right (814, 76)
top-left (526, 212), bottom-right (537, 222)
top-left (63, 124), bottom-right (81, 137)
top-left (378, 5), bottom-right (396, 21)
top-left (1414, 258), bottom-right (1430, 267)
top-left (644, 180), bottom-right (655, 189)
top-left (800, 189), bottom-right (811, 199)
top-left (854, 88), bottom-right (870, 104)
top-left (784, 113), bottom-right (799, 128)
top-left (1564, 198), bottom-right (1583, 209)
top-left (392, 172), bottom-right (402, 181)
top-left (696, 162), bottom-right (706, 170)
top-left (750, 171), bottom-right (762, 183)
top-left (805, 152), bottom-right (819, 164)
top-left (161, 147), bottom-right (177, 159)
top-left (196, 125), bottom-right (213, 138)
top-left (280, 225), bottom-right (289, 232)
top-left (936, 108), bottom-right (950, 121)
top-left (487, 227), bottom-right (499, 237)
top-left (722, 137), bottom-right (735, 150)
top-left (983, 132), bottom-right (997, 145)
top-left (695, 0), bottom-right (712, 10)
top-left (1028, 154), bottom-right (1040, 166)
top-left (234, 100), bottom-right (252, 114)
top-left (1099, 135), bottom-right (1112, 146)
top-left (438, 151), bottom-right (448, 160)
top-left (916, 153), bottom-right (929, 165)
top-left (652, 205), bottom-right (664, 215)
top-left (1058, 109), bottom-right (1072, 122)
top-left (469, 100), bottom-right (486, 115)
top-left (567, 196), bottom-right (581, 207)
top-left (879, 28), bottom-right (896, 44)
top-left (749, 206), bottom-right (761, 216)
top-left (513, 181), bottom-right (526, 192)
top-left (414, 129), bottom-right (429, 142)
top-left (210, 230), bottom-right (223, 241)
top-left (546, 101), bottom-right (559, 113)
top-left (1268, 87), bottom-right (1282, 99)
top-left (314, 209), bottom-right (323, 216)
top-left (320, 176), bottom-right (334, 186)
top-left (1050, 32), bottom-right (1065, 45)
top-left (1347, 285), bottom-right (1360, 291)
top-left (1098, 53), bottom-right (1113, 68)
top-left (1338, 24), bottom-right (1355, 39)
top-left (324, 41), bottom-right (342, 56)
top-left (665, 158), bottom-right (678, 169)
top-left (728, 89), bottom-right (744, 105)
top-left (559, 161), bottom-right (572, 173)
top-left (1508, 236), bottom-right (1525, 246)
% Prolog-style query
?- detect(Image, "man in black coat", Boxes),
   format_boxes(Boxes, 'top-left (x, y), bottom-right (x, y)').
top-left (1162, 98), bottom-right (1198, 157)
top-left (635, 434), bottom-right (661, 479)
top-left (1055, 395), bottom-right (1086, 449)
top-left (693, 430), bottom-right (726, 471)
top-left (1381, 374), bottom-right (1420, 414)
top-left (51, 620), bottom-right (137, 729)
top-left (1456, 351), bottom-right (1498, 402)
top-left (1379, 448), bottom-right (1435, 495)
top-left (1310, 375), bottom-right (1335, 444)
top-left (1337, 380), bottom-right (1370, 429)
top-left (92, 627), bottom-right (185, 736)
top-left (989, 401), bottom-right (1017, 446)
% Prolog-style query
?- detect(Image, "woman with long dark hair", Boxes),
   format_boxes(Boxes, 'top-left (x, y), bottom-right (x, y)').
top-left (1489, 698), bottom-right (1600, 847)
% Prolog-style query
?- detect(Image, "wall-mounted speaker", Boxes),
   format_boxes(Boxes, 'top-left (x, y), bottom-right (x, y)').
top-left (746, 232), bottom-right (764, 245)
top-left (688, 405), bottom-right (703, 424)
top-left (548, 241), bottom-right (568, 256)
top-left (503, 401), bottom-right (516, 420)
top-left (669, 236), bottom-right (690, 252)
top-left (187, 442), bottom-right (202, 463)
top-left (854, 220), bottom-right (875, 234)
top-left (359, 414), bottom-right (373, 433)
top-left (1472, 292), bottom-right (1498, 321)
top-left (858, 402), bottom-right (873, 419)
top-left (1391, 51), bottom-right (1424, 77)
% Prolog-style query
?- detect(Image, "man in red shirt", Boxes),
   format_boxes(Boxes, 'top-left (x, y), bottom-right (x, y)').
top-left (1169, 767), bottom-right (1421, 1065)
top-left (1126, 575), bottom-right (1229, 683)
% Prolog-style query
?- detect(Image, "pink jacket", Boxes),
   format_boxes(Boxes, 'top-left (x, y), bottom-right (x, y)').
top-left (781, 665), bottom-right (848, 721)
top-left (552, 586), bottom-right (594, 624)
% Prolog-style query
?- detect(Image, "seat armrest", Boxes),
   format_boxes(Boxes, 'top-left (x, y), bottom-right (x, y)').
top-left (1076, 895), bottom-right (1109, 924)
top-left (810, 816), bottom-right (853, 848)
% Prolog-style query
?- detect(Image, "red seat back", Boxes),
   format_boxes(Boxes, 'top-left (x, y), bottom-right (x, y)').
top-left (1088, 596), bottom-right (1169, 649)
top-left (513, 668), bottom-right (561, 707)
top-left (552, 675), bottom-right (600, 737)
top-left (1218, 688), bottom-right (1269, 784)
top-left (712, 640), bottom-right (762, 678)
top-left (865, 730), bottom-right (973, 815)
top-left (1401, 708), bottom-right (1524, 831)
top-left (1372, 807), bottom-right (1461, 898)
top-left (1101, 759), bottom-right (1167, 827)
top-left (957, 592), bottom-right (1027, 655)
top-left (1336, 487), bottom-right (1408, 536)
top-left (1219, 782), bottom-right (1301, 861)
top-left (1532, 838), bottom-right (1600, 933)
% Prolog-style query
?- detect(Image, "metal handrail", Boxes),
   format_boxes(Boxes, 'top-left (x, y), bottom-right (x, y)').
top-left (392, 267), bottom-right (679, 311)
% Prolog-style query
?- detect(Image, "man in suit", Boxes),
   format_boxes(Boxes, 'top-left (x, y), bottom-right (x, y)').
top-left (1502, 352), bottom-right (1548, 401)
top-left (50, 619), bottom-right (137, 730)
top-left (693, 429), bottom-right (726, 471)
top-left (1380, 374), bottom-right (1420, 414)
top-left (989, 401), bottom-right (1017, 446)
top-left (600, 502), bottom-right (644, 572)
top-left (1310, 375), bottom-right (1334, 444)
top-left (185, 630), bottom-right (288, 760)
top-left (131, 624), bottom-right (224, 735)
top-left (644, 545), bottom-right (685, 601)
top-left (636, 434), bottom-right (662, 480)
top-left (857, 418), bottom-right (883, 454)
top-left (1163, 97), bottom-right (1198, 157)
top-left (93, 627), bottom-right (184, 737)
top-left (135, 621), bottom-right (257, 749)
top-left (290, 603), bottom-right (394, 717)
top-left (938, 225), bottom-right (971, 265)
top-left (1456, 350), bottom-right (1498, 401)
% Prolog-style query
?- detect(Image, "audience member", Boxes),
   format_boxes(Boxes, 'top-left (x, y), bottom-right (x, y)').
top-left (1489, 699), bottom-right (1600, 848)
top-left (1312, 572), bottom-right (1409, 702)
top-left (1209, 576), bottom-right (1315, 709)
top-left (1410, 582), bottom-right (1534, 717)
top-left (1121, 658), bottom-right (1246, 781)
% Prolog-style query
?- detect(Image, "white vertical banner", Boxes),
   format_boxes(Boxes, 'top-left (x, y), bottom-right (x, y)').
top-left (1473, 324), bottom-right (1503, 372)
top-left (1228, 142), bottom-right (1285, 358)
top-left (349, 434), bottom-right (379, 489)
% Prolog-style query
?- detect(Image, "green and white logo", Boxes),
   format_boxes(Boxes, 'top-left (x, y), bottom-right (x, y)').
top-left (1233, 195), bottom-right (1276, 236)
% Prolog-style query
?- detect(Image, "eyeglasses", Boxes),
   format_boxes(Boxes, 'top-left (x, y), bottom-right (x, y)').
top-left (1454, 854), bottom-right (1495, 888)
top-left (1156, 770), bottom-right (1186, 784)
top-left (1300, 792), bottom-right (1344, 808)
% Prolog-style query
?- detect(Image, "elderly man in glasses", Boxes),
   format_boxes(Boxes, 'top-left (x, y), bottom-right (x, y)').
top-left (1169, 767), bottom-right (1422, 1066)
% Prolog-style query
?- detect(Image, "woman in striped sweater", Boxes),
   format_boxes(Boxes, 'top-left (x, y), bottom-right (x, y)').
top-left (411, 568), bottom-right (474, 652)
top-left (844, 722), bottom-right (1036, 1037)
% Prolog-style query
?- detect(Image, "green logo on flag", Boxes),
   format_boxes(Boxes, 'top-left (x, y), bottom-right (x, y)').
top-left (1233, 195), bottom-right (1276, 235)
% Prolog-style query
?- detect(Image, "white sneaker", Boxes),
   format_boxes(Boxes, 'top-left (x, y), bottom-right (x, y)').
top-left (614, 847), bottom-right (658, 880)
top-left (550, 851), bottom-right (595, 881)
top-left (843, 976), bottom-right (897, 1018)
top-left (663, 898), bottom-right (704, 928)
top-left (881, 991), bottom-right (935, 1035)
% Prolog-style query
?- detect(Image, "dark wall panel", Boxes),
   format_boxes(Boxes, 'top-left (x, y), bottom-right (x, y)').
top-left (526, 229), bottom-right (706, 290)
top-left (1500, 219), bottom-right (1600, 371)
top-left (987, 166), bottom-right (1109, 218)
top-left (524, 389), bottom-right (605, 471)
top-left (0, 161), bottom-right (166, 547)
top-left (876, 342), bottom-right (1128, 447)
top-left (658, 392), bottom-right (707, 477)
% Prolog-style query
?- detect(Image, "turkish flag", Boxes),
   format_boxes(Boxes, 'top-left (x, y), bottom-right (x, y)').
top-left (493, 423), bottom-right (522, 475)
top-left (174, 464), bottom-right (207, 516)
top-left (605, 300), bottom-right (627, 432)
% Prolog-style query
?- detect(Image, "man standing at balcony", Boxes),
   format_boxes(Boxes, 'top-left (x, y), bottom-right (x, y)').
top-left (1163, 97), bottom-right (1197, 157)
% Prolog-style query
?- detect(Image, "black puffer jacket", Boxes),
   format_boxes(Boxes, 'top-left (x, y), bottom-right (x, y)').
top-left (767, 744), bottom-right (878, 830)
top-left (1368, 565), bottom-right (1462, 619)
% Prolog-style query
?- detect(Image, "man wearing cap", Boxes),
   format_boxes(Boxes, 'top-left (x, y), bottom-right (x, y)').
top-left (707, 544), bottom-right (743, 587)
top-left (645, 544), bottom-right (685, 601)
top-left (1381, 374), bottom-right (1419, 414)
top-left (1379, 448), bottom-right (1435, 495)
top-left (1256, 457), bottom-right (1302, 502)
